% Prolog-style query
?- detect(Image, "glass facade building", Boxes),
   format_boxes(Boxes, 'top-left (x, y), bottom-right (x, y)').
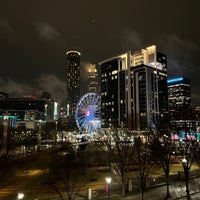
top-left (168, 77), bottom-right (191, 121)
top-left (99, 52), bottom-right (130, 128)
top-left (99, 45), bottom-right (169, 134)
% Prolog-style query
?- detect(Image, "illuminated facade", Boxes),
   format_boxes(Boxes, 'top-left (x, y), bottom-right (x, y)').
top-left (66, 51), bottom-right (81, 118)
top-left (0, 95), bottom-right (57, 126)
top-left (168, 77), bottom-right (191, 120)
top-left (130, 45), bottom-right (168, 132)
top-left (99, 45), bottom-right (169, 133)
top-left (167, 77), bottom-right (200, 141)
top-left (87, 64), bottom-right (99, 93)
top-left (99, 52), bottom-right (130, 128)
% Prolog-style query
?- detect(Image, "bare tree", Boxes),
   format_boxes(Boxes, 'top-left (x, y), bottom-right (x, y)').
top-left (134, 136), bottom-right (154, 200)
top-left (96, 128), bottom-right (135, 197)
top-left (178, 141), bottom-right (199, 200)
top-left (151, 136), bottom-right (175, 199)
top-left (41, 143), bottom-right (88, 200)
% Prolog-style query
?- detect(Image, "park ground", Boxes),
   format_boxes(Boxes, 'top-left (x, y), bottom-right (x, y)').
top-left (0, 147), bottom-right (199, 200)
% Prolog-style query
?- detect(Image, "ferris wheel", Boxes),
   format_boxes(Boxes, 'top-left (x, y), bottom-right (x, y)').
top-left (75, 93), bottom-right (101, 135)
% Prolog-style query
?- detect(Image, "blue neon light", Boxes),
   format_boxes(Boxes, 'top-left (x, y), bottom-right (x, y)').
top-left (167, 77), bottom-right (183, 84)
top-left (0, 115), bottom-right (17, 119)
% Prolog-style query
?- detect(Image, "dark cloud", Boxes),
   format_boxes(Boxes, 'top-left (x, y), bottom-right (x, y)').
top-left (35, 22), bottom-right (62, 41)
top-left (118, 28), bottom-right (144, 51)
top-left (158, 34), bottom-right (200, 104)
top-left (159, 34), bottom-right (199, 77)
top-left (0, 78), bottom-right (34, 97)
top-left (0, 18), bottom-right (14, 36)
top-left (36, 73), bottom-right (65, 104)
top-left (0, 74), bottom-right (65, 104)
top-left (0, 0), bottom-right (199, 105)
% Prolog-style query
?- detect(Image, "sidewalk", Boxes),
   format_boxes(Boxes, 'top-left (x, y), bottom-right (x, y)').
top-left (80, 180), bottom-right (200, 200)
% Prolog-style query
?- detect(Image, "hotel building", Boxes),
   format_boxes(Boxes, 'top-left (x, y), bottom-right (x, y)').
top-left (66, 51), bottom-right (81, 118)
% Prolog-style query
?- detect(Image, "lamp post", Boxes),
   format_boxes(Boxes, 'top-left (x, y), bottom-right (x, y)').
top-left (2, 114), bottom-right (9, 156)
top-left (105, 177), bottom-right (112, 200)
top-left (37, 120), bottom-right (42, 151)
top-left (182, 157), bottom-right (190, 200)
top-left (55, 121), bottom-right (58, 146)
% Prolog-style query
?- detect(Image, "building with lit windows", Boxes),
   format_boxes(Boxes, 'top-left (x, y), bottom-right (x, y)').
top-left (99, 52), bottom-right (130, 128)
top-left (66, 51), bottom-right (81, 118)
top-left (168, 77), bottom-right (191, 120)
top-left (167, 77), bottom-right (194, 132)
top-left (0, 94), bottom-right (58, 128)
top-left (130, 46), bottom-right (169, 132)
top-left (99, 45), bottom-right (169, 133)
top-left (87, 64), bottom-right (99, 93)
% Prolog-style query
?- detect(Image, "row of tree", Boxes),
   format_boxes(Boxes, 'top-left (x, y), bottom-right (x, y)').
top-left (1, 125), bottom-right (200, 199)
top-left (95, 128), bottom-right (200, 200)
top-left (39, 128), bottom-right (200, 200)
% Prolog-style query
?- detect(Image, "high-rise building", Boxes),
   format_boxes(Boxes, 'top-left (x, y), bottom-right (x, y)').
top-left (87, 64), bottom-right (99, 93)
top-left (99, 45), bottom-right (169, 133)
top-left (168, 77), bottom-right (198, 140)
top-left (130, 45), bottom-right (168, 132)
top-left (66, 51), bottom-right (81, 118)
top-left (99, 52), bottom-right (130, 128)
top-left (168, 77), bottom-right (191, 120)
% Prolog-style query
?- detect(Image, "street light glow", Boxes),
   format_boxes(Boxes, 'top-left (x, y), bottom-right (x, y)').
top-left (182, 158), bottom-right (187, 163)
top-left (105, 177), bottom-right (112, 184)
top-left (17, 192), bottom-right (24, 199)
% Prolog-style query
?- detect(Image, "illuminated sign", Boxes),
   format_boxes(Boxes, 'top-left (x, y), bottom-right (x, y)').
top-left (167, 77), bottom-right (183, 84)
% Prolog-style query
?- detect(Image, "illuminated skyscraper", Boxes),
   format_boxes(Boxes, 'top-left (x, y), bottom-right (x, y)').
top-left (168, 77), bottom-right (191, 121)
top-left (130, 45), bottom-right (169, 132)
top-left (66, 51), bottom-right (81, 118)
top-left (99, 52), bottom-right (130, 128)
top-left (167, 77), bottom-right (196, 138)
top-left (99, 45), bottom-right (169, 133)
top-left (87, 64), bottom-right (99, 93)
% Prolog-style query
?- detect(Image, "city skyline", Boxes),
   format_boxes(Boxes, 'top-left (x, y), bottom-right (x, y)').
top-left (0, 0), bottom-right (199, 104)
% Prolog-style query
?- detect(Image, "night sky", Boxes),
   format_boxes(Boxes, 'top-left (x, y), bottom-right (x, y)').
top-left (0, 0), bottom-right (199, 104)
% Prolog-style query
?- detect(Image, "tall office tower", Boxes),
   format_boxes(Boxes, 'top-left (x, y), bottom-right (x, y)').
top-left (87, 64), bottom-right (99, 93)
top-left (99, 52), bottom-right (130, 128)
top-left (99, 45), bottom-right (168, 134)
top-left (168, 77), bottom-right (192, 122)
top-left (130, 45), bottom-right (169, 132)
top-left (66, 51), bottom-right (81, 118)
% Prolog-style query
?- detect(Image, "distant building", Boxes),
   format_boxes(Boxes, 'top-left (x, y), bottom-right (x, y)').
top-left (0, 92), bottom-right (8, 99)
top-left (192, 105), bottom-right (200, 121)
top-left (66, 51), bottom-right (81, 118)
top-left (0, 94), bottom-right (58, 128)
top-left (168, 77), bottom-right (191, 120)
top-left (87, 64), bottom-right (99, 93)
top-left (99, 45), bottom-right (169, 134)
top-left (168, 77), bottom-right (194, 131)
top-left (192, 105), bottom-right (200, 131)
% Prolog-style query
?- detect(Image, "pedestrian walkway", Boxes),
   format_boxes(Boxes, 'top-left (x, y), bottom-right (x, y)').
top-left (79, 180), bottom-right (200, 200)
top-left (0, 169), bottom-right (42, 200)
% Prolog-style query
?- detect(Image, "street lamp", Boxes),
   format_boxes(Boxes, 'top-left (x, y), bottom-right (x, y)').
top-left (2, 114), bottom-right (9, 155)
top-left (37, 120), bottom-right (42, 151)
top-left (17, 192), bottom-right (24, 199)
top-left (182, 158), bottom-right (187, 164)
top-left (182, 157), bottom-right (190, 200)
top-left (105, 177), bottom-right (112, 200)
